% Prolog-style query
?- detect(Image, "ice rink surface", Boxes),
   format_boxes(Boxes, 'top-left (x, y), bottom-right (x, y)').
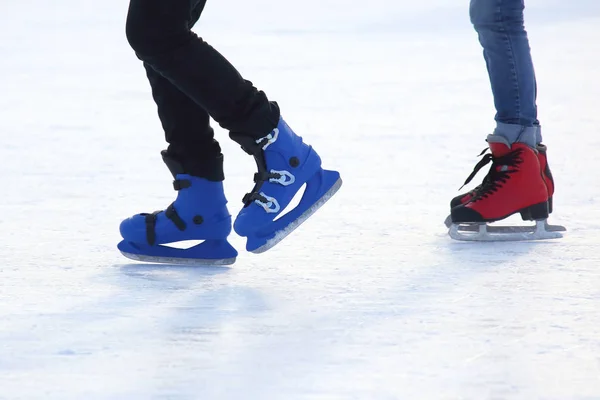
top-left (1, 0), bottom-right (600, 398)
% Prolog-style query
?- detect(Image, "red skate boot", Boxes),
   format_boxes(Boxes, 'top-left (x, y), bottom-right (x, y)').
top-left (444, 143), bottom-right (556, 226)
top-left (448, 136), bottom-right (564, 241)
top-left (521, 143), bottom-right (554, 218)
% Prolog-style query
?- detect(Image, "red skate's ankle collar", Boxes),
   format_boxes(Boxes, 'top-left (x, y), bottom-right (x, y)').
top-left (489, 141), bottom-right (532, 158)
top-left (489, 142), bottom-right (510, 157)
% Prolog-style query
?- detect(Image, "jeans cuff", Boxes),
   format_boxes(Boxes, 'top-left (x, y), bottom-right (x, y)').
top-left (493, 122), bottom-right (537, 148)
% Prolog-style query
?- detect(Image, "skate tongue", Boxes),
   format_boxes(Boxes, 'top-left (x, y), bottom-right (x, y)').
top-left (486, 135), bottom-right (513, 157)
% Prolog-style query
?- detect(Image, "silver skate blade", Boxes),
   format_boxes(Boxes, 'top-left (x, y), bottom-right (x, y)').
top-left (251, 176), bottom-right (343, 254)
top-left (120, 251), bottom-right (236, 266)
top-left (448, 220), bottom-right (565, 242)
top-left (454, 220), bottom-right (567, 233)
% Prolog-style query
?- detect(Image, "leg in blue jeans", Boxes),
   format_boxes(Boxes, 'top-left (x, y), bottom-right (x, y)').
top-left (470, 0), bottom-right (542, 146)
top-left (446, 0), bottom-right (561, 230)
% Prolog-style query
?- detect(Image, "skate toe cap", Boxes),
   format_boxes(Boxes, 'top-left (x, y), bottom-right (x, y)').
top-left (451, 205), bottom-right (484, 224)
top-left (233, 209), bottom-right (271, 237)
top-left (233, 213), bottom-right (254, 237)
top-left (119, 215), bottom-right (147, 242)
top-left (450, 194), bottom-right (470, 209)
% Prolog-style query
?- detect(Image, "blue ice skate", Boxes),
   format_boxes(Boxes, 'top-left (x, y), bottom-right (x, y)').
top-left (232, 117), bottom-right (342, 253)
top-left (118, 152), bottom-right (237, 265)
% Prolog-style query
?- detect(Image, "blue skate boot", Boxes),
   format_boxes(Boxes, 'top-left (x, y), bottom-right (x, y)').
top-left (117, 151), bottom-right (237, 265)
top-left (231, 117), bottom-right (342, 253)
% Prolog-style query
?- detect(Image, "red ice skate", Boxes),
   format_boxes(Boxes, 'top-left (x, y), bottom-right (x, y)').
top-left (448, 136), bottom-right (565, 241)
top-left (445, 143), bottom-right (556, 225)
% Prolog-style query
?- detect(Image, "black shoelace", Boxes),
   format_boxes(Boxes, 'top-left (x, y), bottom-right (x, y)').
top-left (230, 133), bottom-right (274, 207)
top-left (460, 148), bottom-right (523, 202)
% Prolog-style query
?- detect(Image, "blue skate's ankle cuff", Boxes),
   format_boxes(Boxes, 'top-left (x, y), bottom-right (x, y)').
top-left (493, 122), bottom-right (537, 148)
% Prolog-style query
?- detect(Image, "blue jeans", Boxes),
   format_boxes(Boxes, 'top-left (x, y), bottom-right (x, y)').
top-left (470, 0), bottom-right (542, 146)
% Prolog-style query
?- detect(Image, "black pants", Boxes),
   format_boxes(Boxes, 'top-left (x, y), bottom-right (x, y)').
top-left (126, 0), bottom-right (280, 180)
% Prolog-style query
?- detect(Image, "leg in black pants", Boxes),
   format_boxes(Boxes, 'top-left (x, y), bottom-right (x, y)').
top-left (119, 0), bottom-right (342, 261)
top-left (143, 63), bottom-right (224, 181)
top-left (126, 0), bottom-right (280, 180)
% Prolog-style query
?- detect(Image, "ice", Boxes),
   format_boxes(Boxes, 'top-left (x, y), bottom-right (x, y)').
top-left (1, 0), bottom-right (600, 399)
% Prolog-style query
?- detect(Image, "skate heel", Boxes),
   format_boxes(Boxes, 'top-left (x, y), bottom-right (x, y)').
top-left (520, 198), bottom-right (554, 221)
top-left (521, 201), bottom-right (549, 221)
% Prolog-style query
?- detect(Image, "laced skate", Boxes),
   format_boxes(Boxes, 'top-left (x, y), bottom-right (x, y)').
top-left (448, 136), bottom-right (565, 242)
top-left (232, 118), bottom-right (342, 253)
top-left (444, 143), bottom-right (558, 228)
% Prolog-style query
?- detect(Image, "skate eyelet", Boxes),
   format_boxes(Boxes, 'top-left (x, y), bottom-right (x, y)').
top-left (255, 193), bottom-right (280, 214)
top-left (256, 128), bottom-right (279, 150)
top-left (193, 215), bottom-right (204, 225)
top-left (269, 169), bottom-right (295, 186)
top-left (289, 157), bottom-right (300, 167)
